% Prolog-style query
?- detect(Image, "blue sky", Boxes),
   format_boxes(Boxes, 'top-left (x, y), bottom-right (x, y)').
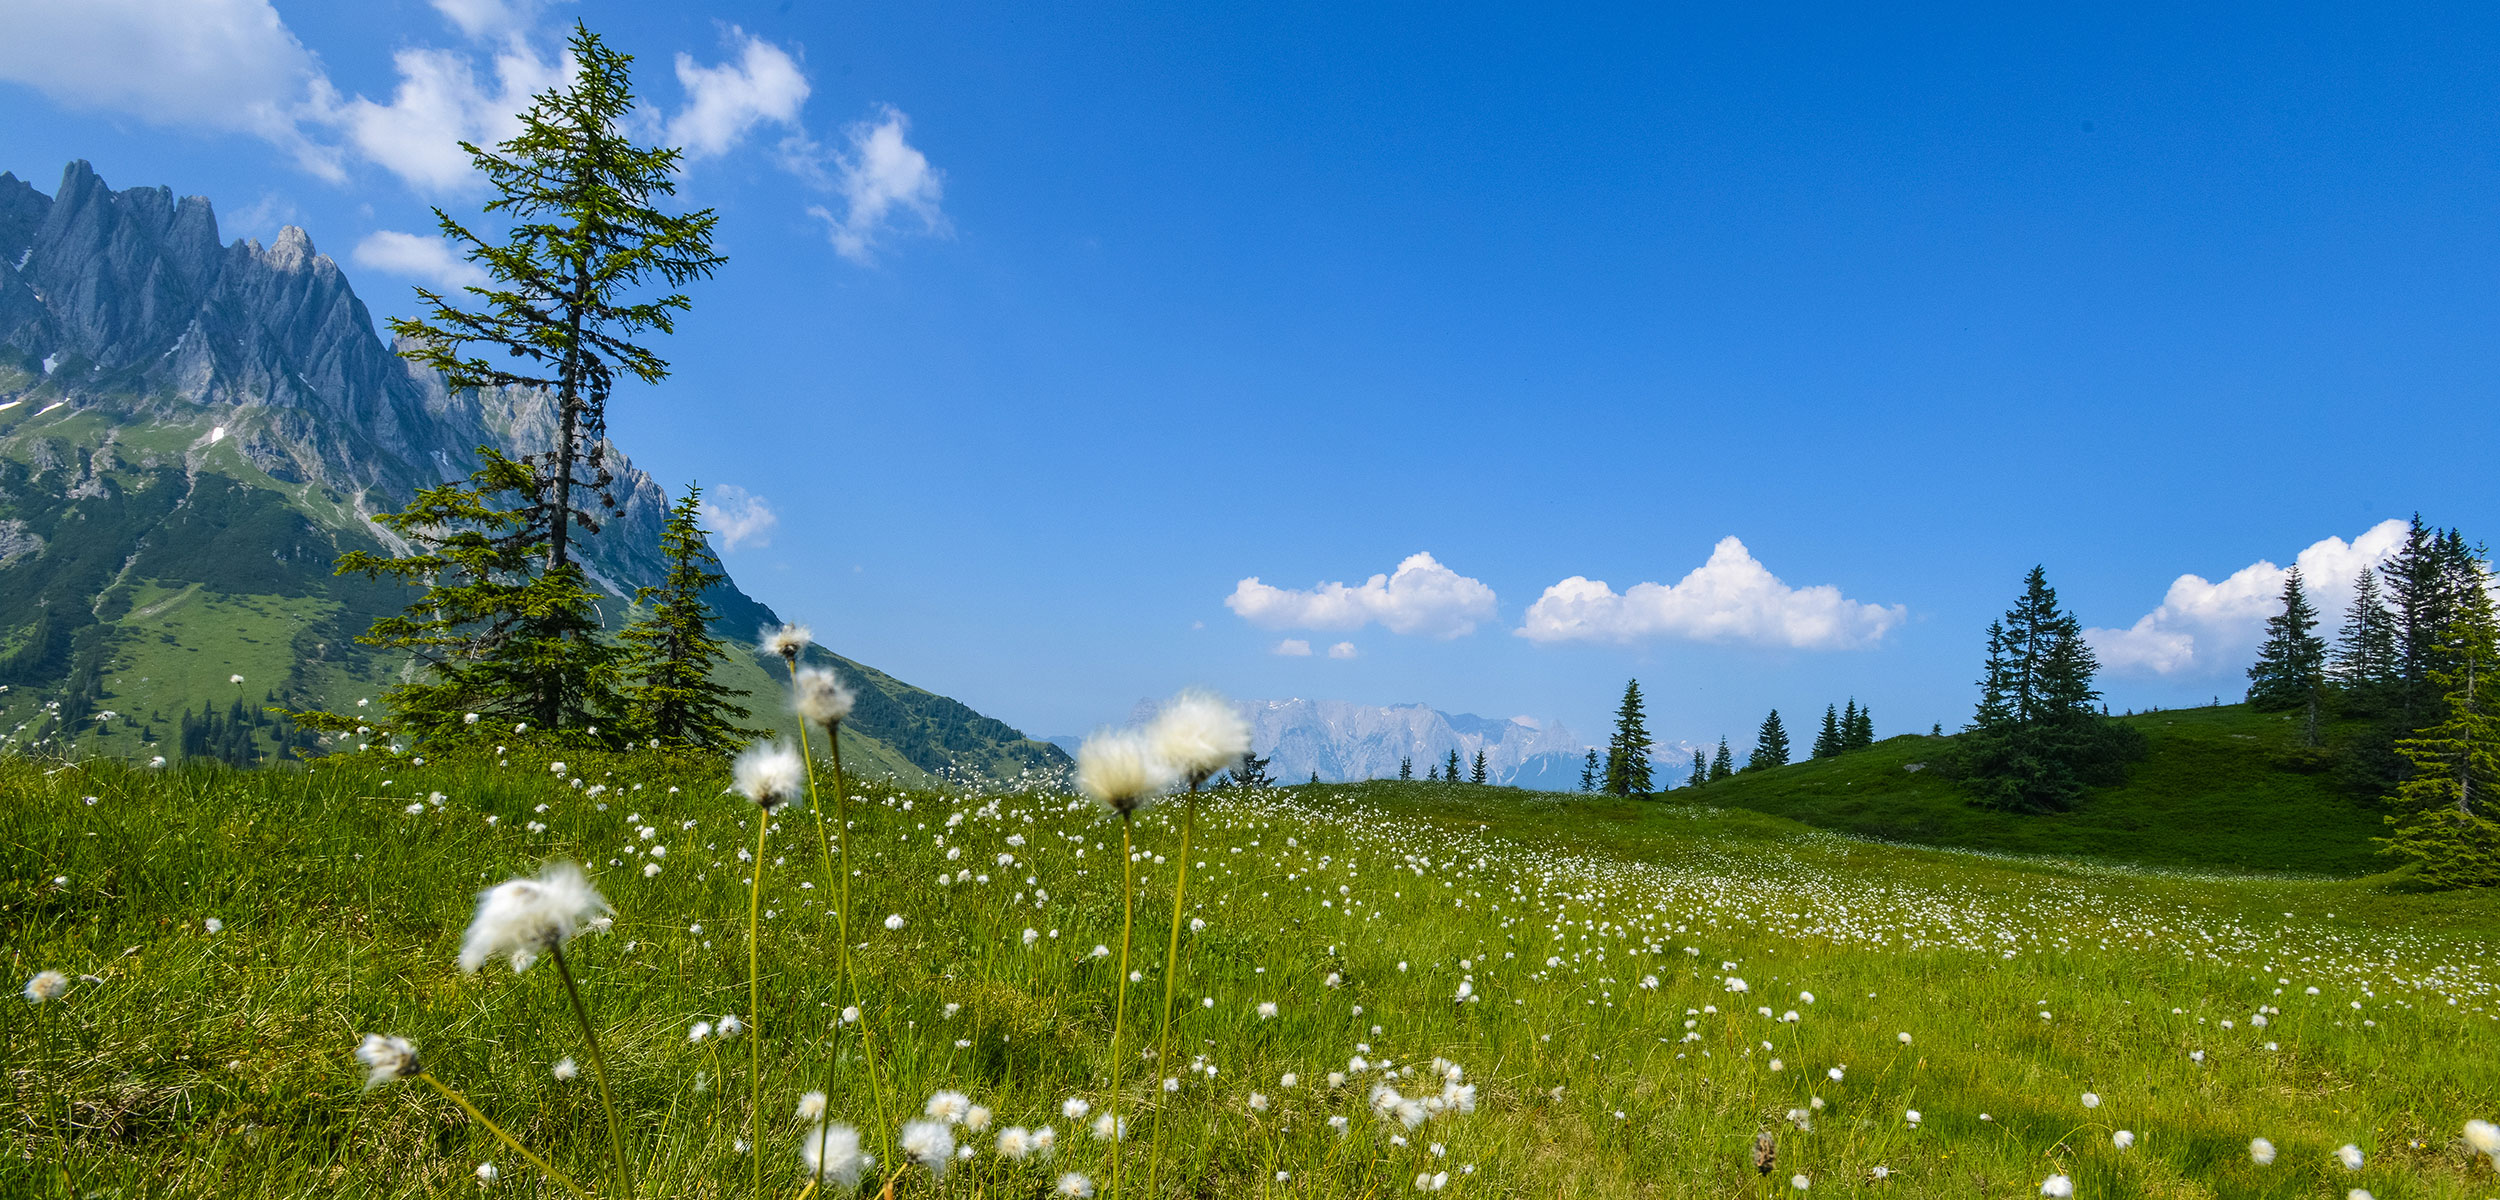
top-left (4, 2), bottom-right (2496, 757)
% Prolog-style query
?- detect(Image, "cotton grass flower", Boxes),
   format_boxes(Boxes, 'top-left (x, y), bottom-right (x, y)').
top-left (2081, 1092), bottom-right (2099, 1109)
top-left (2250, 1137), bottom-right (2278, 1165)
top-left (1091, 1112), bottom-right (1125, 1141)
top-left (22, 970), bottom-right (68, 1003)
top-left (901, 1120), bottom-right (956, 1179)
top-left (2336, 1144), bottom-right (2364, 1171)
top-left (552, 1057), bottom-right (578, 1081)
top-left (997, 1127), bottom-right (1033, 1159)
top-left (732, 741), bottom-right (805, 810)
top-left (1147, 690), bottom-right (1252, 787)
top-left (475, 1162), bottom-right (499, 1184)
top-left (926, 1090), bottom-right (972, 1124)
top-left (800, 1123), bottom-right (867, 1189)
top-left (2041, 1174), bottom-right (2073, 1198)
top-left (355, 1034), bottom-right (420, 1089)
top-left (1074, 729), bottom-right (1174, 817)
top-left (793, 666), bottom-right (855, 728)
top-left (797, 1091), bottom-right (827, 1121)
top-left (2113, 1129), bottom-right (2135, 1150)
top-left (457, 863), bottom-right (609, 974)
top-left (762, 623), bottom-right (813, 663)
top-left (2465, 1119), bottom-right (2500, 1159)
top-left (1057, 1173), bottom-right (1096, 1198)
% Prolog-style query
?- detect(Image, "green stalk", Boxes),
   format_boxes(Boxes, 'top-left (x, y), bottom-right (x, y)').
top-left (791, 663), bottom-right (893, 1163)
top-left (551, 944), bottom-right (633, 1199)
top-left (418, 1072), bottom-right (595, 1200)
top-left (746, 805), bottom-right (772, 1200)
top-left (1108, 815), bottom-right (1137, 1200)
top-left (1145, 781), bottom-right (1202, 1194)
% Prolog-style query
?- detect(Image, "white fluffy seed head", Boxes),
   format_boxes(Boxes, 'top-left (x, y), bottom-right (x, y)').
top-left (1056, 1172), bottom-right (1095, 1198)
top-left (457, 863), bottom-right (609, 975)
top-left (2041, 1174), bottom-right (2073, 1198)
top-left (762, 623), bottom-right (813, 663)
top-left (732, 741), bottom-right (805, 810)
top-left (996, 1127), bottom-right (1032, 1159)
top-left (1074, 729), bottom-right (1175, 817)
top-left (2466, 1119), bottom-right (2500, 1156)
top-left (22, 970), bottom-right (68, 1003)
top-left (2250, 1137), bottom-right (2277, 1165)
top-left (355, 1033), bottom-right (420, 1089)
top-left (793, 666), bottom-right (855, 728)
top-left (798, 1091), bottom-right (828, 1121)
top-left (926, 1090), bottom-right (972, 1123)
top-left (1147, 690), bottom-right (1252, 786)
top-left (552, 1057), bottom-right (578, 1081)
top-left (800, 1123), bottom-right (866, 1189)
top-left (901, 1120), bottom-right (956, 1178)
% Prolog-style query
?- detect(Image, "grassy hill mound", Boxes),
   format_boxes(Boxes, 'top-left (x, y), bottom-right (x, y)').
top-left (1675, 703), bottom-right (2386, 877)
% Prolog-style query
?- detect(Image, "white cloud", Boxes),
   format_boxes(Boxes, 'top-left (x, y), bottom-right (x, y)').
top-left (0, 0), bottom-right (339, 177)
top-left (1515, 536), bottom-right (1905, 649)
top-left (797, 105), bottom-right (948, 263)
top-left (667, 29), bottom-right (808, 160)
top-left (1274, 639), bottom-right (1312, 657)
top-left (2085, 519), bottom-right (2408, 676)
top-left (1226, 552), bottom-right (1498, 639)
top-left (325, 42), bottom-right (571, 192)
top-left (698, 485), bottom-right (778, 551)
top-left (352, 230), bottom-right (488, 291)
top-left (1327, 641), bottom-right (1358, 659)
top-left (429, 0), bottom-right (544, 40)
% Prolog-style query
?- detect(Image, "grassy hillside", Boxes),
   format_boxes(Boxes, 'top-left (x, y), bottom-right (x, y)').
top-left (5, 753), bottom-right (2496, 1198)
top-left (1680, 704), bottom-right (2387, 877)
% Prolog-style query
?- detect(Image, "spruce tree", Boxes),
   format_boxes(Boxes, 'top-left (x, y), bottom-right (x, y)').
top-left (2245, 566), bottom-right (2327, 719)
top-left (1399, 756), bottom-right (1413, 781)
top-left (2332, 565), bottom-right (2399, 712)
top-left (2383, 516), bottom-right (2461, 724)
top-left (1747, 709), bottom-right (1789, 771)
top-left (2381, 577), bottom-right (2500, 886)
top-left (1231, 748), bottom-right (1273, 789)
top-left (1690, 748), bottom-right (1708, 788)
top-left (1813, 705), bottom-right (1841, 758)
top-left (1846, 702), bottom-right (1874, 750)
top-left (1957, 567), bottom-right (2143, 812)
top-left (1710, 737), bottom-right (1734, 783)
top-left (1427, 765), bottom-right (1440, 782)
top-left (1445, 748), bottom-right (1463, 783)
top-left (1470, 748), bottom-right (1488, 784)
top-left (1604, 680), bottom-right (1654, 798)
top-left (616, 484), bottom-right (754, 751)
top-left (1839, 699), bottom-right (1860, 751)
top-left (1580, 748), bottom-right (1599, 792)
top-left (335, 449), bottom-right (620, 741)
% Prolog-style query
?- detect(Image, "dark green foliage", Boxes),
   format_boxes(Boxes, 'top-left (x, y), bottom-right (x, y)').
top-left (334, 449), bottom-right (620, 742)
top-left (1445, 748), bottom-right (1463, 783)
top-left (1604, 680), bottom-right (1653, 798)
top-left (1226, 748), bottom-right (1274, 790)
top-left (2331, 565), bottom-right (2398, 714)
top-left (2247, 566), bottom-right (2327, 713)
top-left (1427, 764), bottom-right (1440, 782)
top-left (1956, 567), bottom-right (2145, 813)
top-left (390, 22), bottom-right (724, 578)
top-left (1470, 748), bottom-right (1488, 785)
top-left (1813, 705), bottom-right (1841, 758)
top-left (1580, 748), bottom-right (1598, 792)
top-left (1400, 756), bottom-right (1413, 781)
top-left (1747, 709), bottom-right (1789, 772)
top-left (615, 485), bottom-right (753, 752)
top-left (1845, 701), bottom-right (1873, 751)
top-left (1689, 748), bottom-right (1708, 788)
top-left (1710, 737), bottom-right (1734, 783)
top-left (177, 696), bottom-right (320, 766)
top-left (2381, 572), bottom-right (2500, 887)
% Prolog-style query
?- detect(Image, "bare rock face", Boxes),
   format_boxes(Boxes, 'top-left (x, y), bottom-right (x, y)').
top-left (0, 160), bottom-right (689, 602)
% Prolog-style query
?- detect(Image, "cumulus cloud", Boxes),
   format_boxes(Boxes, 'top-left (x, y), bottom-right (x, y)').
top-left (1515, 537), bottom-right (1905, 649)
top-left (428, 0), bottom-right (544, 40)
top-left (698, 485), bottom-right (778, 551)
top-left (0, 0), bottom-right (339, 177)
top-left (1327, 641), bottom-right (1358, 659)
top-left (2085, 519), bottom-right (2408, 676)
top-left (667, 28), bottom-right (808, 160)
top-left (1226, 552), bottom-right (1498, 639)
top-left (325, 41), bottom-right (572, 192)
top-left (352, 230), bottom-right (488, 291)
top-left (796, 105), bottom-right (949, 263)
top-left (1273, 639), bottom-right (1312, 657)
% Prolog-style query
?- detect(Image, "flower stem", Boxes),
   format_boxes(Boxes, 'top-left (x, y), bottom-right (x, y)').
top-left (551, 944), bottom-right (632, 1199)
top-left (417, 1072), bottom-right (594, 1200)
top-left (1146, 783), bottom-right (1201, 1194)
top-left (792, 664), bottom-right (893, 1165)
top-left (747, 805), bottom-right (772, 1200)
top-left (1108, 815), bottom-right (1137, 1200)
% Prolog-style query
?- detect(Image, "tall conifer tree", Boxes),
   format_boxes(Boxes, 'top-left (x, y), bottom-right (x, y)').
top-left (2333, 565), bottom-right (2399, 712)
top-left (2246, 566), bottom-right (2327, 716)
top-left (1846, 702), bottom-right (1874, 750)
top-left (1958, 567), bottom-right (2143, 811)
top-left (1605, 680), bottom-right (1654, 797)
top-left (1470, 749), bottom-right (1489, 784)
top-left (1747, 709), bottom-right (1790, 771)
top-left (1445, 748), bottom-right (1463, 783)
top-left (2381, 576), bottom-right (2500, 886)
top-left (1689, 748), bottom-right (1709, 788)
top-left (1710, 737), bottom-right (1734, 782)
top-left (616, 484), bottom-right (753, 750)
top-left (1813, 705), bottom-right (1842, 758)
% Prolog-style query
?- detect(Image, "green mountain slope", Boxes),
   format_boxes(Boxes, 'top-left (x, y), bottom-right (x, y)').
top-left (1676, 703), bottom-right (2385, 876)
top-left (0, 161), bottom-right (1066, 785)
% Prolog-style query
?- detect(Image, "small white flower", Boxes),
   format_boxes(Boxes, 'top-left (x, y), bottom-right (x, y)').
top-left (689, 1021), bottom-right (713, 1042)
top-left (2250, 1137), bottom-right (2277, 1166)
top-left (996, 1127), bottom-right (1032, 1159)
top-left (885, 914), bottom-right (906, 931)
top-left (2465, 1118), bottom-right (2500, 1157)
top-left (800, 1123), bottom-right (866, 1188)
top-left (714, 1014), bottom-right (744, 1040)
top-left (732, 741), bottom-right (804, 810)
top-left (203, 918), bottom-right (224, 934)
top-left (475, 1162), bottom-right (499, 1185)
top-left (1724, 977), bottom-right (1749, 993)
top-left (2336, 1144), bottom-right (2363, 1171)
top-left (1091, 1112), bottom-right (1124, 1141)
top-left (1056, 1172), bottom-right (1095, 1198)
top-left (2081, 1092), bottom-right (2099, 1109)
top-left (2040, 1174), bottom-right (2073, 1198)
top-left (926, 1090), bottom-right (972, 1124)
top-left (1258, 1001), bottom-right (1279, 1019)
top-left (1790, 1174), bottom-right (1809, 1191)
top-left (458, 863), bottom-right (609, 975)
top-left (901, 1120), bottom-right (956, 1178)
top-left (1147, 690), bottom-right (1252, 786)
top-left (2113, 1129), bottom-right (2135, 1150)
top-left (1062, 1097), bottom-right (1091, 1121)
top-left (1906, 1109), bottom-right (1922, 1126)
top-left (355, 1033), bottom-right (419, 1088)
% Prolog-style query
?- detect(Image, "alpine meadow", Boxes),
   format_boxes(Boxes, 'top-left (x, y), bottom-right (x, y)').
top-left (5, 6), bottom-right (2500, 1200)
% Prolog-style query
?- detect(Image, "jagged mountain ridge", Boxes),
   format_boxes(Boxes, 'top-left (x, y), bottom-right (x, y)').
top-left (1084, 697), bottom-right (1590, 787)
top-left (0, 160), bottom-right (1064, 781)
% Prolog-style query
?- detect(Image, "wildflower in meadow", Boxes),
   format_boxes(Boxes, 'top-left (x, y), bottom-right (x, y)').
top-left (798, 1091), bottom-right (827, 1121)
top-left (475, 1162), bottom-right (498, 1185)
top-left (763, 622), bottom-right (813, 663)
top-left (22, 970), bottom-right (68, 1003)
top-left (793, 666), bottom-right (855, 729)
top-left (800, 1123), bottom-right (868, 1189)
top-left (2250, 1137), bottom-right (2277, 1165)
top-left (690, 1021), bottom-right (713, 1043)
top-left (733, 742), bottom-right (804, 811)
top-left (552, 1057), bottom-right (577, 1081)
top-left (1075, 728), bottom-right (1175, 818)
top-left (1092, 1112), bottom-right (1125, 1141)
top-left (1725, 977), bottom-right (1749, 993)
top-left (926, 1090), bottom-right (972, 1124)
top-left (355, 1034), bottom-right (420, 1089)
top-left (1058, 1172), bottom-right (1096, 1198)
top-left (2113, 1130), bottom-right (2135, 1150)
top-left (885, 914), bottom-right (906, 931)
top-left (2081, 1092), bottom-right (2099, 1108)
top-left (2041, 1174), bottom-right (2073, 1197)
top-left (1062, 1097), bottom-right (1092, 1121)
top-left (204, 918), bottom-right (223, 934)
top-left (1033, 1126), bottom-right (1057, 1155)
top-left (901, 1119), bottom-right (956, 1178)
top-left (2466, 1119), bottom-right (2500, 1160)
top-left (2337, 1144), bottom-right (2364, 1170)
top-left (457, 863), bottom-right (608, 975)
top-left (998, 1127), bottom-right (1033, 1159)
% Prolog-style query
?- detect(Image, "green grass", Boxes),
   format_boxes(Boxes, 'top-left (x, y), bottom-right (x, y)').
top-left (1685, 704), bottom-right (2387, 876)
top-left (5, 748), bottom-right (2497, 1198)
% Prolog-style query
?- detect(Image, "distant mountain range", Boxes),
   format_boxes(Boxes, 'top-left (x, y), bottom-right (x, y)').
top-left (1054, 698), bottom-right (1601, 789)
top-left (0, 160), bottom-right (1066, 782)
